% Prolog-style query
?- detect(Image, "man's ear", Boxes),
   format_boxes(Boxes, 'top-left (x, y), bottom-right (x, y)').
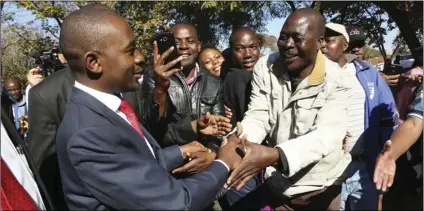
top-left (198, 42), bottom-right (201, 53)
top-left (85, 51), bottom-right (102, 74)
top-left (317, 36), bottom-right (324, 50)
top-left (343, 40), bottom-right (349, 52)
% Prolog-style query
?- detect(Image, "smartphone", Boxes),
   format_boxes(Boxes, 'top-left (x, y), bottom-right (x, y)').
top-left (155, 31), bottom-right (181, 70)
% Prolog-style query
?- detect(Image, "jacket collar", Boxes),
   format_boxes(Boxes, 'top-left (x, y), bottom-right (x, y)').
top-left (270, 50), bottom-right (326, 86)
top-left (345, 54), bottom-right (370, 72)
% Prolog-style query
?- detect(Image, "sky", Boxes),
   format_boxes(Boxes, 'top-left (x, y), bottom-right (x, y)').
top-left (4, 2), bottom-right (398, 54)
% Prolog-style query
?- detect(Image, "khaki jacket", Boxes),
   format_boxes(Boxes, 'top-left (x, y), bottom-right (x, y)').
top-left (241, 51), bottom-right (352, 197)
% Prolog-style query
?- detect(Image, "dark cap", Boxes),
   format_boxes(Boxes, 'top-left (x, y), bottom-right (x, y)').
top-left (348, 26), bottom-right (366, 42)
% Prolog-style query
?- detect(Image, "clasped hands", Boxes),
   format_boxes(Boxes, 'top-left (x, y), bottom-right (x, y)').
top-left (176, 123), bottom-right (281, 191)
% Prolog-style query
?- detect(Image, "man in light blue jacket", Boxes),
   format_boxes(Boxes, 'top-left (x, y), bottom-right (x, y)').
top-left (322, 23), bottom-right (399, 210)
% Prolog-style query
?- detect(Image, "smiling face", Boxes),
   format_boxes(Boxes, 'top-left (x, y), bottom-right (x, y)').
top-left (171, 24), bottom-right (201, 71)
top-left (85, 15), bottom-right (145, 93)
top-left (277, 13), bottom-right (323, 74)
top-left (5, 78), bottom-right (22, 102)
top-left (199, 48), bottom-right (225, 77)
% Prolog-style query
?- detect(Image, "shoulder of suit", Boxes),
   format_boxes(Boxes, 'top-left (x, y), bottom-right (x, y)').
top-left (31, 67), bottom-right (74, 94)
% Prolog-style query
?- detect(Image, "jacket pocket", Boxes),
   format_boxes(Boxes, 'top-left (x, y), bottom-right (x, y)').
top-left (199, 96), bottom-right (216, 116)
top-left (294, 98), bottom-right (323, 135)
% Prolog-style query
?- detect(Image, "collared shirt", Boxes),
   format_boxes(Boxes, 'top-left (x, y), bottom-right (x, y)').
top-left (342, 62), bottom-right (366, 156)
top-left (185, 63), bottom-right (200, 89)
top-left (12, 96), bottom-right (27, 130)
top-left (74, 81), bottom-right (156, 158)
top-left (1, 123), bottom-right (46, 210)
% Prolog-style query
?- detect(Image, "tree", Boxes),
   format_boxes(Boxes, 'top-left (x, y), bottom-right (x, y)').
top-left (257, 33), bottom-right (278, 55)
top-left (316, 1), bottom-right (422, 61)
top-left (114, 1), bottom-right (292, 62)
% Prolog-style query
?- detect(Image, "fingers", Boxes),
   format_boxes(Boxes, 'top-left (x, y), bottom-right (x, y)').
top-left (156, 46), bottom-right (175, 65)
top-left (153, 41), bottom-right (159, 64)
top-left (161, 67), bottom-right (183, 79)
top-left (227, 158), bottom-right (250, 185)
top-left (381, 173), bottom-right (390, 192)
top-left (374, 162), bottom-right (383, 189)
top-left (346, 131), bottom-right (351, 137)
top-left (172, 159), bottom-right (199, 174)
top-left (386, 74), bottom-right (400, 80)
top-left (236, 122), bottom-right (243, 137)
top-left (164, 56), bottom-right (184, 72)
top-left (221, 136), bottom-right (229, 147)
top-left (236, 173), bottom-right (256, 190)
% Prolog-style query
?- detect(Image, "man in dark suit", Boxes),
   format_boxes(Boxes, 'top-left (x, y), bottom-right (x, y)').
top-left (56, 5), bottom-right (242, 210)
top-left (26, 5), bottom-right (145, 210)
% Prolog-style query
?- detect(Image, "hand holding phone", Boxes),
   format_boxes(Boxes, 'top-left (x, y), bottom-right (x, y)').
top-left (152, 33), bottom-right (183, 91)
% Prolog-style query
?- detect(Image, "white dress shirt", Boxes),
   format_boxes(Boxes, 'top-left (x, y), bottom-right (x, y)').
top-left (1, 123), bottom-right (46, 210)
top-left (74, 81), bottom-right (156, 158)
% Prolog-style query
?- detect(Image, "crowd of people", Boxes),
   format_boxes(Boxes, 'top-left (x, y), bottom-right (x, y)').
top-left (1, 3), bottom-right (422, 211)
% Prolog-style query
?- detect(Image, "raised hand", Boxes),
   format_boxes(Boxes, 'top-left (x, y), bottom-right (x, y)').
top-left (374, 140), bottom-right (396, 192)
top-left (172, 151), bottom-right (216, 174)
top-left (197, 112), bottom-right (232, 136)
top-left (227, 136), bottom-right (280, 190)
top-left (224, 105), bottom-right (233, 119)
top-left (153, 41), bottom-right (183, 91)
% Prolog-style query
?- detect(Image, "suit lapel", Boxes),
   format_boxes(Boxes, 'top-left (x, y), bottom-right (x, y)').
top-left (71, 88), bottom-right (157, 160)
top-left (140, 126), bottom-right (167, 168)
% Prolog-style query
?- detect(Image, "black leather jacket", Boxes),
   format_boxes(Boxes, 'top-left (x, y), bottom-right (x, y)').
top-left (141, 67), bottom-right (225, 147)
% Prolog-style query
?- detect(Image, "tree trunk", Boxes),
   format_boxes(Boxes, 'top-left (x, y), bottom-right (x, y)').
top-left (375, 1), bottom-right (422, 60)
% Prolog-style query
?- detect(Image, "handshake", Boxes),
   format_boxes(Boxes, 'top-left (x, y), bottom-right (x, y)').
top-left (176, 121), bottom-right (279, 191)
top-left (175, 122), bottom-right (245, 174)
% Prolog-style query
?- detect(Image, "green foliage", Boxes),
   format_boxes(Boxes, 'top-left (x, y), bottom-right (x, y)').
top-left (114, 1), bottom-right (291, 62)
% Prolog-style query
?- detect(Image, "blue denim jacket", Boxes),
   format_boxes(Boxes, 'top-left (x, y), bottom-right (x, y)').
top-left (351, 58), bottom-right (400, 175)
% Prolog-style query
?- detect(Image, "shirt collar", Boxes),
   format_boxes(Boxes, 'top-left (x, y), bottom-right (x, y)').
top-left (74, 81), bottom-right (122, 112)
top-left (186, 63), bottom-right (200, 85)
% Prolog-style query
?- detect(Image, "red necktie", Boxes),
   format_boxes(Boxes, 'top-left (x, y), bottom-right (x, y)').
top-left (119, 100), bottom-right (145, 138)
top-left (1, 158), bottom-right (38, 210)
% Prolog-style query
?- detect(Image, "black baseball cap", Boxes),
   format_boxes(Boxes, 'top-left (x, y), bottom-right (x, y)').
top-left (348, 26), bottom-right (366, 43)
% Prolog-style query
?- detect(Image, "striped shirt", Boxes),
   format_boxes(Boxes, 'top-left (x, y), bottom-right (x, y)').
top-left (343, 63), bottom-right (366, 156)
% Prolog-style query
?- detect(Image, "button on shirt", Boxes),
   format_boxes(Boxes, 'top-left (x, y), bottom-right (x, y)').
top-left (74, 81), bottom-right (156, 158)
top-left (342, 62), bottom-right (366, 155)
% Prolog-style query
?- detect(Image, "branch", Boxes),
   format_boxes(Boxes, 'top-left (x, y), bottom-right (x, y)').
top-left (50, 1), bottom-right (62, 28)
top-left (286, 1), bottom-right (296, 12)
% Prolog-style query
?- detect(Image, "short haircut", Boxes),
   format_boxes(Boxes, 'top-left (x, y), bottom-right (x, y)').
top-left (170, 22), bottom-right (199, 40)
top-left (5, 77), bottom-right (21, 86)
top-left (229, 27), bottom-right (258, 47)
top-left (289, 8), bottom-right (325, 38)
top-left (59, 4), bottom-right (118, 71)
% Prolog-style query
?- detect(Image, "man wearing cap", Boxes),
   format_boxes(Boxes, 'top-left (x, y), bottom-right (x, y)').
top-left (347, 26), bottom-right (367, 60)
top-left (322, 23), bottom-right (399, 210)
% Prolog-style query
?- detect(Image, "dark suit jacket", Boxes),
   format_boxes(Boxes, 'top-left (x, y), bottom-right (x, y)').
top-left (1, 108), bottom-right (55, 210)
top-left (56, 87), bottom-right (228, 210)
top-left (27, 67), bottom-right (144, 210)
top-left (27, 66), bottom-right (74, 210)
